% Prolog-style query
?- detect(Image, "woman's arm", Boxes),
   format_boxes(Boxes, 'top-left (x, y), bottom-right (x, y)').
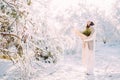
top-left (73, 28), bottom-right (87, 40)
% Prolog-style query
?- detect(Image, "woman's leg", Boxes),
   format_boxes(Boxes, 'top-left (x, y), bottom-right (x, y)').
top-left (86, 50), bottom-right (95, 74)
top-left (82, 42), bottom-right (87, 69)
top-left (86, 41), bottom-right (95, 74)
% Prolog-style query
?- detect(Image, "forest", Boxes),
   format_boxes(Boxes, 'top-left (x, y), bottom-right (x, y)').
top-left (0, 0), bottom-right (120, 80)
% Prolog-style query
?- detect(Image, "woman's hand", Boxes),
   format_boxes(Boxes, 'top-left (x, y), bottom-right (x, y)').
top-left (73, 28), bottom-right (79, 35)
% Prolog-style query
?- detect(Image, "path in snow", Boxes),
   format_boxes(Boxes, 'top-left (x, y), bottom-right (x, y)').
top-left (36, 42), bottom-right (120, 80)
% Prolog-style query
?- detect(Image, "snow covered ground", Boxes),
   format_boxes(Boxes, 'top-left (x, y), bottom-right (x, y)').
top-left (0, 42), bottom-right (120, 80)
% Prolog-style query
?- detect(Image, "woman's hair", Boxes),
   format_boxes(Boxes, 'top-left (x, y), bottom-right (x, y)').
top-left (86, 21), bottom-right (94, 28)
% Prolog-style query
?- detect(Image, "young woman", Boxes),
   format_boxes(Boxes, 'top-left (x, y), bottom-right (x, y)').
top-left (74, 21), bottom-right (96, 75)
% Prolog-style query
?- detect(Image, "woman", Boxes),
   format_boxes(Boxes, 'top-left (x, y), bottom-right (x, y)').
top-left (74, 21), bottom-right (96, 75)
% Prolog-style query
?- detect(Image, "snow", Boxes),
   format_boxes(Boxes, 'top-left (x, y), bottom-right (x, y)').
top-left (0, 42), bottom-right (120, 80)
